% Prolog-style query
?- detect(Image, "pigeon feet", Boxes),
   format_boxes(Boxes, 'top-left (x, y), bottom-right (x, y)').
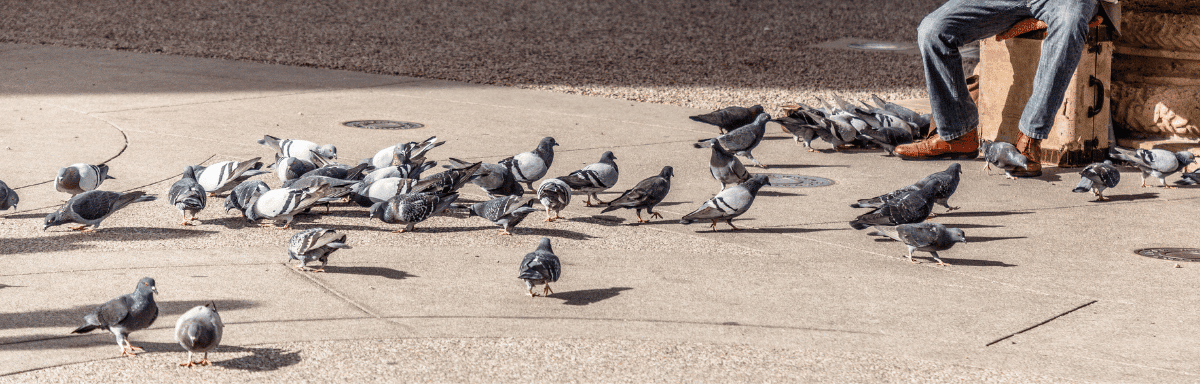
top-left (498, 229), bottom-right (513, 236)
top-left (936, 261), bottom-right (950, 267)
top-left (199, 358), bottom-right (211, 366)
top-left (70, 225), bottom-right (88, 231)
top-left (543, 284), bottom-right (553, 296)
top-left (650, 212), bottom-right (663, 219)
top-left (180, 361), bottom-right (197, 367)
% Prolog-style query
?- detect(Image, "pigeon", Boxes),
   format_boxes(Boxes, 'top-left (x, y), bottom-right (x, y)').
top-left (1176, 171), bottom-right (1200, 186)
top-left (507, 137), bottom-right (558, 191)
top-left (175, 302), bottom-right (223, 367)
top-left (853, 163), bottom-right (962, 214)
top-left (244, 184), bottom-right (331, 228)
top-left (349, 177), bottom-right (418, 207)
top-left (680, 173), bottom-right (769, 230)
top-left (980, 140), bottom-right (1030, 179)
top-left (868, 222), bottom-right (966, 266)
top-left (258, 135), bottom-right (336, 163)
top-left (868, 94), bottom-right (931, 133)
top-left (224, 180), bottom-right (269, 216)
top-left (1073, 160), bottom-right (1121, 200)
top-left (410, 161), bottom-right (482, 196)
top-left (371, 136), bottom-right (443, 169)
top-left (168, 165), bottom-right (207, 225)
top-left (364, 159), bottom-right (435, 185)
top-left (849, 181), bottom-right (939, 230)
top-left (300, 159), bottom-right (370, 181)
top-left (518, 237), bottom-right (561, 297)
top-left (0, 179), bottom-right (19, 212)
top-left (43, 190), bottom-right (156, 232)
top-left (283, 175), bottom-right (359, 205)
top-left (556, 151), bottom-right (619, 206)
top-left (1109, 146), bottom-right (1195, 188)
top-left (272, 156), bottom-right (317, 183)
top-left (55, 163), bottom-right (114, 196)
top-left (694, 113), bottom-right (770, 168)
top-left (287, 228), bottom-right (351, 272)
top-left (689, 105), bottom-right (765, 134)
top-left (370, 192), bottom-right (458, 233)
top-left (537, 178), bottom-right (571, 222)
top-left (706, 142), bottom-right (750, 190)
top-left (467, 195), bottom-right (540, 235)
top-left (72, 277), bottom-right (159, 356)
top-left (859, 125), bottom-right (914, 155)
top-left (602, 166), bottom-right (674, 223)
top-left (196, 157), bottom-right (268, 196)
top-left (448, 158), bottom-right (524, 198)
top-left (773, 105), bottom-right (829, 151)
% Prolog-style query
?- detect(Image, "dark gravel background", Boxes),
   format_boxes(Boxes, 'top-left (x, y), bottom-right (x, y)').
top-left (0, 0), bottom-right (944, 111)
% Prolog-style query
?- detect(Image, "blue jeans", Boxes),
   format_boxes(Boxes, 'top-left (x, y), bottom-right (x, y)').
top-left (918, 0), bottom-right (1097, 141)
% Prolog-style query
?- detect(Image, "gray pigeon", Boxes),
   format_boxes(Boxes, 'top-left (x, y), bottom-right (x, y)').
top-left (518, 237), bottom-right (561, 297)
top-left (869, 94), bottom-right (931, 133)
top-left (0, 179), bottom-right (19, 212)
top-left (449, 158), bottom-right (524, 198)
top-left (371, 136), bottom-right (443, 169)
top-left (244, 184), bottom-right (331, 229)
top-left (43, 190), bottom-right (156, 232)
top-left (859, 125), bottom-right (915, 155)
top-left (258, 135), bottom-right (336, 163)
top-left (273, 156), bottom-right (317, 183)
top-left (370, 192), bottom-right (458, 233)
top-left (980, 140), bottom-right (1030, 179)
top-left (410, 161), bottom-right (482, 196)
top-left (556, 151), bottom-right (619, 206)
top-left (868, 222), bottom-right (966, 266)
top-left (680, 173), bottom-right (769, 230)
top-left (1176, 171), bottom-right (1200, 186)
top-left (849, 181), bottom-right (939, 230)
top-left (468, 195), bottom-right (540, 235)
top-left (694, 113), bottom-right (770, 168)
top-left (1074, 160), bottom-right (1121, 200)
top-left (537, 178), bottom-right (572, 222)
top-left (853, 163), bottom-right (961, 214)
top-left (689, 105), bottom-right (765, 134)
top-left (706, 142), bottom-right (750, 190)
top-left (773, 105), bottom-right (829, 152)
top-left (601, 166), bottom-right (674, 223)
top-left (55, 163), bottom-right (114, 196)
top-left (224, 179), bottom-right (269, 216)
top-left (1109, 146), bottom-right (1195, 188)
top-left (168, 165), bottom-right (207, 225)
top-left (287, 228), bottom-right (351, 272)
top-left (349, 177), bottom-right (418, 207)
top-left (284, 176), bottom-right (359, 208)
top-left (175, 302), bottom-right (223, 367)
top-left (507, 137), bottom-right (558, 191)
top-left (196, 157), bottom-right (268, 196)
top-left (72, 277), bottom-right (159, 356)
top-left (300, 159), bottom-right (370, 181)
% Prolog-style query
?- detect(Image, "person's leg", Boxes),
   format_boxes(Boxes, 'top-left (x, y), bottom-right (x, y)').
top-left (1020, 0), bottom-right (1097, 140)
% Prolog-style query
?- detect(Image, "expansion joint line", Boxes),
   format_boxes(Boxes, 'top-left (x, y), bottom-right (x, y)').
top-left (986, 300), bottom-right (1098, 347)
top-left (285, 264), bottom-right (414, 332)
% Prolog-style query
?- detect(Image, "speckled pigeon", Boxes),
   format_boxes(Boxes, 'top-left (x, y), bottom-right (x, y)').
top-left (868, 222), bottom-right (966, 266)
top-left (175, 302), bottom-right (222, 367)
top-left (849, 181), bottom-right (938, 230)
top-left (168, 165), bottom-right (206, 225)
top-left (706, 141), bottom-right (750, 190)
top-left (72, 277), bottom-right (158, 356)
top-left (258, 135), bottom-right (336, 163)
top-left (694, 113), bottom-right (770, 168)
top-left (680, 173), bottom-right (768, 230)
top-left (244, 184), bottom-right (330, 229)
top-left (224, 179), bottom-right (269, 216)
top-left (518, 237), bottom-right (561, 297)
top-left (43, 190), bottom-right (156, 232)
top-left (980, 141), bottom-right (1030, 179)
top-left (56, 163), bottom-right (114, 196)
top-left (1109, 146), bottom-right (1195, 188)
top-left (196, 157), bottom-right (268, 196)
top-left (506, 137), bottom-right (558, 191)
top-left (468, 195), bottom-right (540, 235)
top-left (602, 166), bottom-right (674, 223)
top-left (287, 228), bottom-right (350, 272)
top-left (0, 179), bottom-right (19, 212)
top-left (370, 192), bottom-right (458, 233)
top-left (1073, 160), bottom-right (1121, 200)
top-left (537, 178), bottom-right (571, 222)
top-left (689, 105), bottom-right (765, 134)
top-left (556, 151), bottom-right (618, 206)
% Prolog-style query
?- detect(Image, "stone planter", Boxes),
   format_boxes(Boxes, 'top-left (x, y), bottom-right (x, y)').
top-left (1111, 9), bottom-right (1200, 149)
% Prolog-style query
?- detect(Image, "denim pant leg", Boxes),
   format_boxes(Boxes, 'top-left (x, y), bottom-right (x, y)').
top-left (1020, 0), bottom-right (1097, 140)
top-left (918, 0), bottom-right (1029, 141)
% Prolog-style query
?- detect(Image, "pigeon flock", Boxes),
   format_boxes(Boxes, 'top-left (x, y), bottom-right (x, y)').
top-left (7, 94), bottom-right (1195, 367)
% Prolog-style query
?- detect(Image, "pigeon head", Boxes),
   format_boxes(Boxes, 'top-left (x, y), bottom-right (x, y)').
top-left (946, 163), bottom-right (962, 175)
top-left (753, 113), bottom-right (772, 125)
top-left (1175, 151), bottom-right (1196, 168)
top-left (600, 151), bottom-right (617, 163)
top-left (317, 144), bottom-right (337, 159)
top-left (742, 174), bottom-right (771, 193)
top-left (368, 201), bottom-right (387, 221)
top-left (4, 188), bottom-right (17, 210)
top-left (947, 228), bottom-right (967, 244)
top-left (659, 166), bottom-right (675, 179)
top-left (137, 277), bottom-right (159, 295)
top-left (536, 237), bottom-right (553, 253)
top-left (42, 210), bottom-right (69, 231)
top-left (182, 165), bottom-right (199, 180)
top-left (205, 301), bottom-right (219, 312)
top-left (749, 105), bottom-right (765, 115)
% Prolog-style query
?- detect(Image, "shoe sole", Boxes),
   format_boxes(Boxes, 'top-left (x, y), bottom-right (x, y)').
top-left (896, 150), bottom-right (979, 161)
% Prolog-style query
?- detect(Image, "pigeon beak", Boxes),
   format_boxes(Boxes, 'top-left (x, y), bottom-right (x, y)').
top-left (151, 286), bottom-right (159, 294)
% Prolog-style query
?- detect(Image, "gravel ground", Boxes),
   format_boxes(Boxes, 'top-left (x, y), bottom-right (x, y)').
top-left (0, 0), bottom-right (942, 113)
top-left (2, 338), bottom-right (1083, 383)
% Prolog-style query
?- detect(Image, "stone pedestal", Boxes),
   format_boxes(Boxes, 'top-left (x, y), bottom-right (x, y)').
top-left (1111, 6), bottom-right (1200, 152)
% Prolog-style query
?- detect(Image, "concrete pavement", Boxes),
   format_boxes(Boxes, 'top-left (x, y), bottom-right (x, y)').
top-left (1, 43), bottom-right (1198, 382)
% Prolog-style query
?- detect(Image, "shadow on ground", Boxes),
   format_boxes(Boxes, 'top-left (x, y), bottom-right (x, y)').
top-left (321, 266), bottom-right (415, 280)
top-left (0, 300), bottom-right (258, 334)
top-left (549, 287), bottom-right (632, 306)
top-left (1, 228), bottom-right (217, 255)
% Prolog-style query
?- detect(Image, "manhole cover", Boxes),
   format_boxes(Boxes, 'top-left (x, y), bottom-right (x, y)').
top-left (342, 120), bottom-right (424, 130)
top-left (764, 173), bottom-right (835, 188)
top-left (847, 42), bottom-right (916, 51)
top-left (1135, 248), bottom-right (1200, 262)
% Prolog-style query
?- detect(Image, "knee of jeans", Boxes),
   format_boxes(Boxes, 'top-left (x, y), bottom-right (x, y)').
top-left (1042, 8), bottom-right (1093, 38)
top-left (917, 17), bottom-right (950, 49)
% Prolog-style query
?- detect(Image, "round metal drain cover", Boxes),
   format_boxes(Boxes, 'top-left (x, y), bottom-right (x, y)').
top-left (764, 173), bottom-right (835, 188)
top-left (342, 120), bottom-right (424, 130)
top-left (847, 42), bottom-right (916, 51)
top-left (1135, 248), bottom-right (1200, 262)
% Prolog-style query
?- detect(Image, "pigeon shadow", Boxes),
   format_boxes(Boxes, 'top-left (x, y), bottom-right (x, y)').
top-left (1099, 192), bottom-right (1158, 202)
top-left (1, 213), bottom-right (51, 220)
top-left (914, 256), bottom-right (1017, 267)
top-left (757, 190), bottom-right (803, 197)
top-left (2, 228), bottom-right (217, 255)
top-left (759, 163), bottom-right (848, 169)
top-left (213, 345), bottom-right (303, 371)
top-left (935, 223), bottom-right (1004, 229)
top-left (0, 336), bottom-right (182, 352)
top-left (0, 300), bottom-right (259, 333)
top-left (649, 201), bottom-right (687, 207)
top-left (752, 226), bottom-right (848, 234)
top-left (549, 287), bottom-right (632, 305)
top-left (573, 215), bottom-right (627, 225)
top-left (966, 235), bottom-right (1027, 243)
top-left (321, 266), bottom-right (415, 280)
top-left (935, 210), bottom-right (1032, 218)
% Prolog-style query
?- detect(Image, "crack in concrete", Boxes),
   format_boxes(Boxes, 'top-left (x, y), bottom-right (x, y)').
top-left (986, 300), bottom-right (1097, 347)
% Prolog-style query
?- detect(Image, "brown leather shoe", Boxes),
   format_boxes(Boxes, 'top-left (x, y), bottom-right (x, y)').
top-left (895, 128), bottom-right (979, 160)
top-left (1009, 132), bottom-right (1043, 177)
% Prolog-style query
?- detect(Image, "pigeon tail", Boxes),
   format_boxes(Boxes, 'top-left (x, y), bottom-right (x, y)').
top-left (71, 323), bottom-right (99, 334)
